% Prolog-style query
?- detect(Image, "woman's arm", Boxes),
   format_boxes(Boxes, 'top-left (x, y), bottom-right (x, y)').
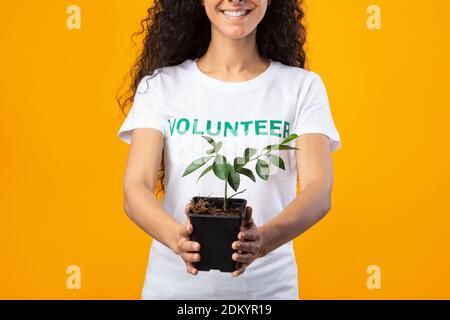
top-left (122, 128), bottom-right (201, 275)
top-left (258, 132), bottom-right (334, 257)
top-left (123, 128), bottom-right (177, 249)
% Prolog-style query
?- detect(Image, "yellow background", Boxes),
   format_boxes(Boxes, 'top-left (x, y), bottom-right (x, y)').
top-left (1, 0), bottom-right (449, 299)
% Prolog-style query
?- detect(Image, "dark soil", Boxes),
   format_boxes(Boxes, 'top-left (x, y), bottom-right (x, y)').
top-left (190, 197), bottom-right (243, 217)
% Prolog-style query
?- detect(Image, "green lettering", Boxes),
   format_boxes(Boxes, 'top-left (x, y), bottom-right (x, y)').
top-left (192, 119), bottom-right (204, 135)
top-left (255, 120), bottom-right (268, 136)
top-left (176, 118), bottom-right (190, 134)
top-left (224, 121), bottom-right (238, 137)
top-left (240, 121), bottom-right (252, 136)
top-left (206, 120), bottom-right (221, 136)
top-left (283, 121), bottom-right (290, 138)
top-left (168, 118), bottom-right (176, 136)
top-left (270, 120), bottom-right (282, 137)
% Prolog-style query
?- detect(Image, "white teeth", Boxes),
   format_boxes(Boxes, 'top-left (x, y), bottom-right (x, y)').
top-left (222, 10), bottom-right (248, 17)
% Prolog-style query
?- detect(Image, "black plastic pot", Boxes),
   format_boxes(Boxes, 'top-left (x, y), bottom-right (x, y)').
top-left (188, 196), bottom-right (247, 272)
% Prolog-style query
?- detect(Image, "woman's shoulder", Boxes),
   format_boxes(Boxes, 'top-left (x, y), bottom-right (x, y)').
top-left (273, 60), bottom-right (319, 80)
top-left (139, 59), bottom-right (193, 88)
top-left (272, 60), bottom-right (322, 90)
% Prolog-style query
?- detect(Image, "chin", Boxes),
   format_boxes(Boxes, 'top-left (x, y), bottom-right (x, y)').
top-left (218, 25), bottom-right (254, 40)
top-left (225, 31), bottom-right (248, 40)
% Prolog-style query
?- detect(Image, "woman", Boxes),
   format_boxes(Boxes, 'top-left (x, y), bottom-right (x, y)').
top-left (117, 0), bottom-right (341, 299)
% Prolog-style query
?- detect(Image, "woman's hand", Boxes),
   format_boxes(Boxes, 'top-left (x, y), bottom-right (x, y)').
top-left (231, 206), bottom-right (265, 277)
top-left (171, 202), bottom-right (201, 276)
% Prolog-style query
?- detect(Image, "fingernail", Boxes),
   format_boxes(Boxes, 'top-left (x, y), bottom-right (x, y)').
top-left (195, 244), bottom-right (200, 251)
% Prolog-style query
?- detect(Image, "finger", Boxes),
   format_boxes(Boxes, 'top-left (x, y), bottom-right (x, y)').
top-left (180, 220), bottom-right (194, 237)
top-left (181, 252), bottom-right (201, 263)
top-left (232, 252), bottom-right (253, 264)
top-left (179, 239), bottom-right (201, 252)
top-left (186, 262), bottom-right (198, 276)
top-left (232, 263), bottom-right (247, 277)
top-left (233, 240), bottom-right (258, 254)
top-left (238, 229), bottom-right (260, 241)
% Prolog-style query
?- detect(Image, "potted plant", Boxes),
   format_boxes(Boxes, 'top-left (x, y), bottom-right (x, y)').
top-left (181, 133), bottom-right (300, 272)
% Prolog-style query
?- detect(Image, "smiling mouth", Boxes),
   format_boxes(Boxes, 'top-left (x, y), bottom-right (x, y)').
top-left (219, 9), bottom-right (253, 18)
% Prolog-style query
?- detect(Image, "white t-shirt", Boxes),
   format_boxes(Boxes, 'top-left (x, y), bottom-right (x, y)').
top-left (117, 58), bottom-right (341, 299)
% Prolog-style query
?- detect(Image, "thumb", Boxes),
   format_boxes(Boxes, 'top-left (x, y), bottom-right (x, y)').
top-left (184, 201), bottom-right (192, 224)
top-left (243, 206), bottom-right (253, 224)
top-left (185, 201), bottom-right (192, 216)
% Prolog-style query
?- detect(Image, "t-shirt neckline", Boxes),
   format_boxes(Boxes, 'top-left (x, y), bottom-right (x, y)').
top-left (188, 57), bottom-right (276, 91)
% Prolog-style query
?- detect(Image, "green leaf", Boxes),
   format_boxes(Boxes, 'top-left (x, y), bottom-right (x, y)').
top-left (265, 144), bottom-right (299, 151)
top-left (266, 154), bottom-right (286, 170)
top-left (281, 133), bottom-right (299, 145)
top-left (262, 144), bottom-right (277, 152)
top-left (237, 167), bottom-right (256, 183)
top-left (244, 147), bottom-right (257, 162)
top-left (196, 164), bottom-right (213, 183)
top-left (276, 145), bottom-right (299, 151)
top-left (214, 141), bottom-right (223, 153)
top-left (182, 156), bottom-right (213, 177)
top-left (213, 155), bottom-right (228, 181)
top-left (255, 159), bottom-right (270, 180)
top-left (227, 164), bottom-right (240, 191)
top-left (234, 156), bottom-right (246, 170)
top-left (201, 135), bottom-right (216, 147)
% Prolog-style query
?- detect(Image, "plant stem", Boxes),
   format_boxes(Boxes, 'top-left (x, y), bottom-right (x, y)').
top-left (247, 150), bottom-right (270, 163)
top-left (224, 177), bottom-right (228, 211)
top-left (228, 188), bottom-right (247, 199)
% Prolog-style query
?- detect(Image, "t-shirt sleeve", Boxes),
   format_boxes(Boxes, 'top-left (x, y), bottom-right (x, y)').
top-left (117, 75), bottom-right (166, 144)
top-left (292, 72), bottom-right (341, 152)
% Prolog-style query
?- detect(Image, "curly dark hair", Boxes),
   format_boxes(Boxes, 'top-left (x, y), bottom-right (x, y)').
top-left (118, 0), bottom-right (308, 198)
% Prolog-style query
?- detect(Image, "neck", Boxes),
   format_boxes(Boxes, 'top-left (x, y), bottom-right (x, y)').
top-left (197, 27), bottom-right (269, 75)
